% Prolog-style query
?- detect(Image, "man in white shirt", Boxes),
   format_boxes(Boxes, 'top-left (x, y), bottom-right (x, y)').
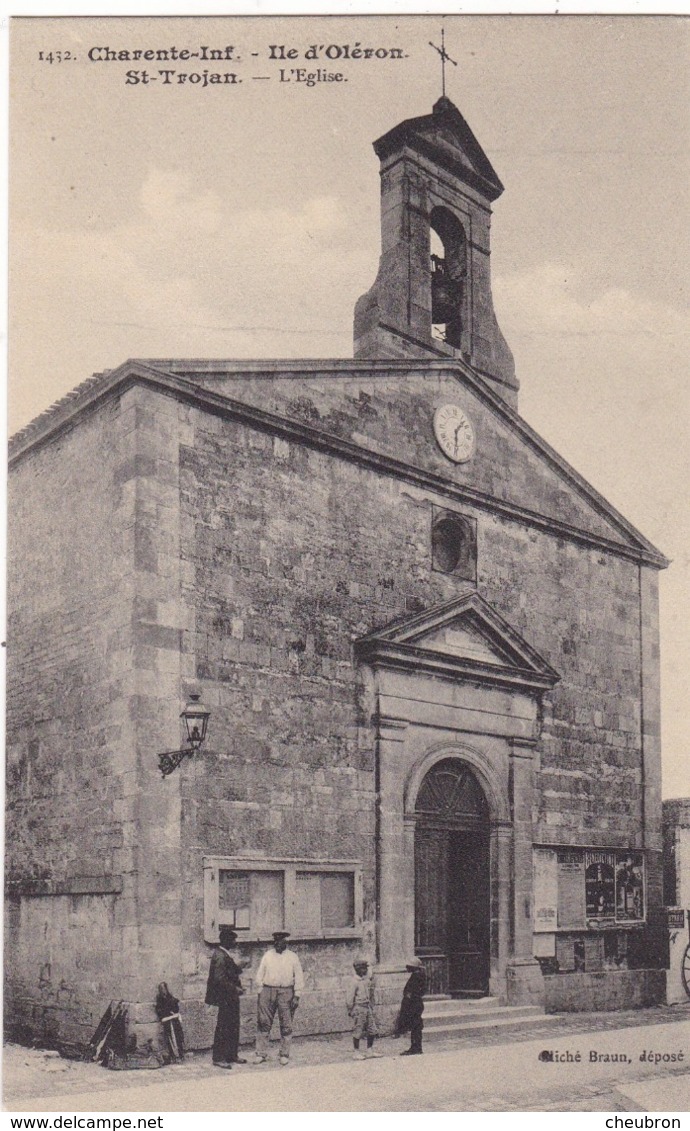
top-left (252, 930), bottom-right (305, 1066)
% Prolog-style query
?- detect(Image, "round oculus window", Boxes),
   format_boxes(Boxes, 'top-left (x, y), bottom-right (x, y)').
top-left (432, 516), bottom-right (468, 574)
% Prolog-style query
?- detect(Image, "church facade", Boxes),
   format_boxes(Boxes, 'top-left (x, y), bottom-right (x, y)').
top-left (6, 98), bottom-right (668, 1050)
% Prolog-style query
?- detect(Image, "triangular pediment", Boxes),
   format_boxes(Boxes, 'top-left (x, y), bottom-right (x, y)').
top-left (373, 97), bottom-right (504, 202)
top-left (420, 620), bottom-right (514, 666)
top-left (153, 359), bottom-right (664, 565)
top-left (433, 124), bottom-right (482, 173)
top-left (355, 591), bottom-right (560, 692)
top-left (9, 358), bottom-right (666, 571)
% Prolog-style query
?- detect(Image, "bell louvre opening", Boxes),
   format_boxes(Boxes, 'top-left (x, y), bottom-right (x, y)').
top-left (430, 207), bottom-right (467, 349)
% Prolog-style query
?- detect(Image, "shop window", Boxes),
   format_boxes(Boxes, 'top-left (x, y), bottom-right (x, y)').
top-left (204, 856), bottom-right (362, 943)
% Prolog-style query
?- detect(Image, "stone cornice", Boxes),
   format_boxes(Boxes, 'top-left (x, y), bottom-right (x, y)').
top-left (357, 640), bottom-right (557, 692)
top-left (374, 714), bottom-right (408, 731)
top-left (8, 358), bottom-right (668, 569)
top-left (509, 737), bottom-right (539, 759)
top-left (373, 97), bottom-right (505, 202)
top-left (357, 589), bottom-right (562, 693)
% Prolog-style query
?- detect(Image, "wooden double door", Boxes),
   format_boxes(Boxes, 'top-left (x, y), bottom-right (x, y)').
top-left (414, 760), bottom-right (490, 997)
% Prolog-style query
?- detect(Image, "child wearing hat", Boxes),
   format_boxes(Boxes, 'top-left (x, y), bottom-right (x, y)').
top-left (346, 959), bottom-right (382, 1060)
top-left (395, 957), bottom-right (426, 1055)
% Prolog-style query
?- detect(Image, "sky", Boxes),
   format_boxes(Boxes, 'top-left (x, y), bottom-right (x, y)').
top-left (9, 14), bottom-right (690, 798)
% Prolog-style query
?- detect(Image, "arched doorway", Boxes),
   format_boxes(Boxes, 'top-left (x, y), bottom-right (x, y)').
top-left (414, 758), bottom-right (490, 997)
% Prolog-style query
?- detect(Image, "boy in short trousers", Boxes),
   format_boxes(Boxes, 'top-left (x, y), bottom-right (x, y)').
top-left (346, 959), bottom-right (382, 1060)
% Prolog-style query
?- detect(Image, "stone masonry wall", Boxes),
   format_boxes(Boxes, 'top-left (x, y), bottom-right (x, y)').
top-left (8, 405), bottom-right (123, 891)
top-left (175, 375), bottom-right (649, 848)
top-left (544, 969), bottom-right (666, 1013)
top-left (7, 369), bottom-right (662, 1046)
top-left (6, 384), bottom-right (192, 1047)
top-left (6, 398), bottom-right (136, 1044)
top-left (169, 363), bottom-right (630, 545)
top-left (4, 893), bottom-right (121, 1047)
top-left (171, 373), bottom-right (655, 1040)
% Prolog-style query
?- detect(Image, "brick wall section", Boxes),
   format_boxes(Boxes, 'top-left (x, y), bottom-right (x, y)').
top-left (7, 403), bottom-right (123, 889)
top-left (176, 408), bottom-right (380, 1040)
top-left (4, 893), bottom-right (122, 1046)
top-left (121, 385), bottom-right (188, 1015)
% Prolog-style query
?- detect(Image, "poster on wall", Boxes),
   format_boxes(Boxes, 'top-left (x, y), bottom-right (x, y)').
top-left (615, 852), bottom-right (645, 922)
top-left (557, 851), bottom-right (586, 930)
top-left (585, 850), bottom-right (616, 922)
top-left (533, 848), bottom-right (646, 932)
top-left (533, 847), bottom-right (558, 932)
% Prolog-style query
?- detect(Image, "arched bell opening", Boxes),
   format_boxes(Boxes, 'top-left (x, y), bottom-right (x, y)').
top-left (413, 758), bottom-right (491, 997)
top-left (429, 206), bottom-right (468, 350)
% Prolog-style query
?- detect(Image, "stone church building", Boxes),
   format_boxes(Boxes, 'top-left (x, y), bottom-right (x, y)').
top-left (6, 97), bottom-right (668, 1049)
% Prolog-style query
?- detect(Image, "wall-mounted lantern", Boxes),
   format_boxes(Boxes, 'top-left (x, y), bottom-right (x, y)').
top-left (158, 692), bottom-right (211, 777)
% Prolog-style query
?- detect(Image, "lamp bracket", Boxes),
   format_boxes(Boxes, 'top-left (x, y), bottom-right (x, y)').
top-left (158, 747), bottom-right (193, 778)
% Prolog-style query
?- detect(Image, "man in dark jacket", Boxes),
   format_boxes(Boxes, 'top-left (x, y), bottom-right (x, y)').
top-left (205, 927), bottom-right (247, 1068)
top-left (396, 956), bottom-right (427, 1055)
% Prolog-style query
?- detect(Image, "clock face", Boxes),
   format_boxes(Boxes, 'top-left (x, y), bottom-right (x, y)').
top-left (433, 404), bottom-right (475, 464)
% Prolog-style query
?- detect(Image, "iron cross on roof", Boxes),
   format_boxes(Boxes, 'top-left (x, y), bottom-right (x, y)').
top-left (429, 27), bottom-right (458, 98)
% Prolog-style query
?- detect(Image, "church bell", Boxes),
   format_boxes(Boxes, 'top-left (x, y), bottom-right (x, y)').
top-left (431, 254), bottom-right (462, 325)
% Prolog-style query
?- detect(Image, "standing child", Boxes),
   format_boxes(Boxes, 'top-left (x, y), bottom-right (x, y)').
top-left (346, 959), bottom-right (382, 1060)
top-left (395, 956), bottom-right (426, 1055)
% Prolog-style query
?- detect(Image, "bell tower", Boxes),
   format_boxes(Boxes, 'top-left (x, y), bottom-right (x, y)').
top-left (354, 97), bottom-right (518, 409)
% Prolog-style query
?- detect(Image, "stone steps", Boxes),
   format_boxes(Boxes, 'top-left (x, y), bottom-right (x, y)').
top-left (421, 997), bottom-right (559, 1041)
top-left (423, 995), bottom-right (502, 1015)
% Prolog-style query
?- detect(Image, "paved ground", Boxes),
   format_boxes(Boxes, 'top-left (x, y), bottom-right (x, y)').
top-left (4, 1004), bottom-right (690, 1113)
top-left (615, 1077), bottom-right (689, 1113)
